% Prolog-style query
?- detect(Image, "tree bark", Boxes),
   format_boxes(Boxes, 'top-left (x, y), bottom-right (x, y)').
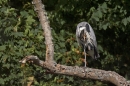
top-left (19, 0), bottom-right (130, 86)
top-left (19, 55), bottom-right (130, 86)
top-left (32, 0), bottom-right (54, 62)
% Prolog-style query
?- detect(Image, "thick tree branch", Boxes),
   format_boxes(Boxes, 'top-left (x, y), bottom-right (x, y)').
top-left (19, 55), bottom-right (130, 86)
top-left (32, 0), bottom-right (54, 62)
top-left (19, 0), bottom-right (130, 86)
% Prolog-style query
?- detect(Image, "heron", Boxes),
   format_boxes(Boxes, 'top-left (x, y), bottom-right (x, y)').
top-left (76, 22), bottom-right (100, 67)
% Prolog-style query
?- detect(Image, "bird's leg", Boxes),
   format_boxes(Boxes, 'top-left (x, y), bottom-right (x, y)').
top-left (84, 46), bottom-right (86, 67)
top-left (83, 30), bottom-right (87, 67)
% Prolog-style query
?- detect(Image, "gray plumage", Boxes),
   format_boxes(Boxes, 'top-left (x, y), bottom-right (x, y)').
top-left (76, 22), bottom-right (100, 67)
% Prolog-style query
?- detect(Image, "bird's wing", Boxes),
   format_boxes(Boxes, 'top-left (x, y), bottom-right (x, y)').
top-left (88, 24), bottom-right (97, 48)
top-left (87, 24), bottom-right (100, 58)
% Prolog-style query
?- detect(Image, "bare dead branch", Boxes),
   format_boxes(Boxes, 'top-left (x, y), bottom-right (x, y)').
top-left (19, 55), bottom-right (130, 86)
top-left (32, 0), bottom-right (54, 62)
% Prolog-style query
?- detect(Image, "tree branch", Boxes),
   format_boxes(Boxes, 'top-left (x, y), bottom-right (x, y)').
top-left (32, 0), bottom-right (54, 62)
top-left (19, 55), bottom-right (130, 86)
top-left (19, 0), bottom-right (130, 86)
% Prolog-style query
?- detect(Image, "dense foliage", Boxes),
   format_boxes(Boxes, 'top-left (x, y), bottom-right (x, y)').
top-left (0, 0), bottom-right (130, 85)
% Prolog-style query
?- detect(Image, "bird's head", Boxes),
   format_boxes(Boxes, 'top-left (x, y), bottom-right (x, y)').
top-left (76, 22), bottom-right (90, 37)
top-left (76, 22), bottom-right (92, 47)
top-left (77, 26), bottom-right (86, 37)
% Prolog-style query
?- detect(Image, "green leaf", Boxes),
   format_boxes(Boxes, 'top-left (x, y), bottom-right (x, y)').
top-left (102, 2), bottom-right (107, 9)
top-left (127, 16), bottom-right (130, 22)
top-left (3, 64), bottom-right (10, 69)
top-left (20, 11), bottom-right (29, 17)
top-left (101, 2), bottom-right (107, 13)
top-left (95, 17), bottom-right (99, 21)
top-left (98, 45), bottom-right (103, 52)
top-left (122, 18), bottom-right (127, 26)
top-left (0, 78), bottom-right (4, 85)
top-left (26, 16), bottom-right (35, 25)
top-left (13, 32), bottom-right (24, 37)
top-left (102, 23), bottom-right (108, 30)
top-left (0, 45), bottom-right (6, 51)
top-left (59, 42), bottom-right (65, 47)
top-left (97, 9), bottom-right (102, 18)
top-left (38, 36), bottom-right (44, 40)
top-left (68, 77), bottom-right (73, 82)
